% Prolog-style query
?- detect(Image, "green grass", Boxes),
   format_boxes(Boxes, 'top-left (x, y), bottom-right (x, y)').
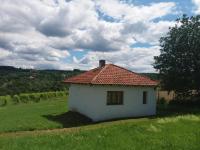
top-left (0, 96), bottom-right (68, 132)
top-left (0, 98), bottom-right (200, 150)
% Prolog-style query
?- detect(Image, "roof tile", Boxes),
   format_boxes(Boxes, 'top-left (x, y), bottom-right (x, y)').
top-left (64, 64), bottom-right (158, 86)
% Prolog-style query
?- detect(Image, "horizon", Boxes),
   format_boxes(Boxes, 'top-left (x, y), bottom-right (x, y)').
top-left (0, 0), bottom-right (199, 73)
top-left (0, 64), bottom-right (159, 74)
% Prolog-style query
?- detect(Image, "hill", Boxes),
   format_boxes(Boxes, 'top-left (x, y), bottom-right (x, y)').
top-left (0, 66), bottom-right (84, 96)
top-left (141, 73), bottom-right (159, 81)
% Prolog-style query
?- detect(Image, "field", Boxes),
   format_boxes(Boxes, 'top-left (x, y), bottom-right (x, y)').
top-left (0, 97), bottom-right (200, 150)
top-left (0, 97), bottom-right (67, 133)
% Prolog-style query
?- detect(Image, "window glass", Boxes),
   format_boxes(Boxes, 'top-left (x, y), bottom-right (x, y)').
top-left (107, 91), bottom-right (123, 105)
top-left (143, 91), bottom-right (147, 104)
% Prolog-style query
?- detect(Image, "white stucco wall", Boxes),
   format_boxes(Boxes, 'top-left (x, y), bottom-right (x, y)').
top-left (68, 84), bottom-right (156, 121)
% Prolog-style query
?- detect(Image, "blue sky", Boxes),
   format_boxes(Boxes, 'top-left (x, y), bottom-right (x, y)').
top-left (0, 0), bottom-right (200, 72)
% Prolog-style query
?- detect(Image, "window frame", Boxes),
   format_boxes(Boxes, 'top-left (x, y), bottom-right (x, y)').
top-left (107, 91), bottom-right (123, 105)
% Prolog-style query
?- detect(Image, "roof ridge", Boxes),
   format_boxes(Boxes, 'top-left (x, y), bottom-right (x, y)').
top-left (110, 64), bottom-right (156, 81)
top-left (64, 63), bottom-right (158, 86)
top-left (91, 64), bottom-right (110, 83)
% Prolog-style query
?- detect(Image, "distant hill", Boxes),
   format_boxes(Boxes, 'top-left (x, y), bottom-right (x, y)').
top-left (0, 66), bottom-right (159, 96)
top-left (0, 66), bottom-right (84, 96)
top-left (140, 73), bottom-right (159, 81)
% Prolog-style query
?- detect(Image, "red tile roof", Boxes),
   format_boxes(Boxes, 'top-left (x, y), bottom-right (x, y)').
top-left (64, 64), bottom-right (158, 86)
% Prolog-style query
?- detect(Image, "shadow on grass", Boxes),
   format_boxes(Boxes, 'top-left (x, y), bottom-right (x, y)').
top-left (155, 105), bottom-right (200, 118)
top-left (43, 111), bottom-right (93, 128)
top-left (43, 106), bottom-right (200, 128)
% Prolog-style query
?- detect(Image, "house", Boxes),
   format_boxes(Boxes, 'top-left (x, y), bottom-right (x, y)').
top-left (64, 60), bottom-right (158, 121)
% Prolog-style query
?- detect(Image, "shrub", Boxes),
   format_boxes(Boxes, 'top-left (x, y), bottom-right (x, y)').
top-left (56, 91), bottom-right (68, 97)
top-left (0, 96), bottom-right (7, 106)
top-left (157, 97), bottom-right (168, 105)
top-left (40, 93), bottom-right (49, 100)
top-left (47, 92), bottom-right (56, 98)
top-left (12, 95), bottom-right (20, 104)
top-left (1, 91), bottom-right (68, 106)
top-left (19, 94), bottom-right (30, 103)
top-left (0, 95), bottom-right (13, 106)
top-left (29, 93), bottom-right (41, 102)
top-left (35, 93), bottom-right (42, 102)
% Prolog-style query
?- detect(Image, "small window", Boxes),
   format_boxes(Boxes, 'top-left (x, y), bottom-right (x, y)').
top-left (143, 91), bottom-right (147, 104)
top-left (107, 91), bottom-right (123, 105)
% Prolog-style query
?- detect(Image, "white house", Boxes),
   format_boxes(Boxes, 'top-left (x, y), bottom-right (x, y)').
top-left (64, 60), bottom-right (158, 121)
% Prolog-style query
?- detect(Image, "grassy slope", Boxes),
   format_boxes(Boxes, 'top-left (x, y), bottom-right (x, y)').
top-left (0, 98), bottom-right (200, 150)
top-left (0, 97), bottom-right (68, 132)
top-left (0, 116), bottom-right (200, 150)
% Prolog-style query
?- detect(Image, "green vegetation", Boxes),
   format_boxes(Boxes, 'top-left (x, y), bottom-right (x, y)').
top-left (1, 116), bottom-right (199, 150)
top-left (0, 95), bottom-right (91, 133)
top-left (141, 73), bottom-right (159, 81)
top-left (0, 66), bottom-right (158, 96)
top-left (0, 96), bottom-right (68, 133)
top-left (0, 91), bottom-right (68, 106)
top-left (0, 66), bottom-right (84, 96)
top-left (154, 15), bottom-right (200, 99)
top-left (0, 97), bottom-right (200, 150)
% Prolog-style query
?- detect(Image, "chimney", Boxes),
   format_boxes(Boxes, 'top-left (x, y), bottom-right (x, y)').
top-left (99, 60), bottom-right (106, 67)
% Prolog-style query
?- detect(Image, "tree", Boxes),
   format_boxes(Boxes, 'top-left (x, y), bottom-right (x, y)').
top-left (154, 15), bottom-right (200, 99)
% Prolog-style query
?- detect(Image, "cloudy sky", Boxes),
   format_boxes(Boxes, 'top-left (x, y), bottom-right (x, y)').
top-left (0, 0), bottom-right (200, 72)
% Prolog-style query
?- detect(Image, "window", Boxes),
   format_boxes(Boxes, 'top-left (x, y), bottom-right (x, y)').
top-left (107, 91), bottom-right (123, 105)
top-left (143, 91), bottom-right (147, 104)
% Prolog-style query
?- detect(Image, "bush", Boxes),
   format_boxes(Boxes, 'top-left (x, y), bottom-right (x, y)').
top-left (56, 91), bottom-right (68, 97)
top-left (27, 93), bottom-right (41, 103)
top-left (0, 96), bottom-right (7, 106)
top-left (19, 94), bottom-right (30, 103)
top-left (157, 97), bottom-right (168, 105)
top-left (1, 91), bottom-right (68, 106)
top-left (12, 95), bottom-right (20, 104)
top-left (40, 93), bottom-right (49, 100)
top-left (47, 92), bottom-right (56, 98)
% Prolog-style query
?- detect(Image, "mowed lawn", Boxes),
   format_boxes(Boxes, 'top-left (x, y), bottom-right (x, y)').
top-left (0, 97), bottom-right (200, 150)
top-left (0, 96), bottom-right (68, 132)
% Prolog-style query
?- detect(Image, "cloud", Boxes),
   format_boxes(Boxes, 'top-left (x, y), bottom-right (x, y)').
top-left (36, 0), bottom-right (98, 37)
top-left (0, 0), bottom-right (176, 71)
top-left (0, 48), bottom-right (12, 59)
top-left (192, 0), bottom-right (200, 14)
top-left (96, 0), bottom-right (176, 22)
top-left (73, 46), bottom-right (160, 72)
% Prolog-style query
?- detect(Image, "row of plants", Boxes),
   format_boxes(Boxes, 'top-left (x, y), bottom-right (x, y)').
top-left (0, 91), bottom-right (68, 106)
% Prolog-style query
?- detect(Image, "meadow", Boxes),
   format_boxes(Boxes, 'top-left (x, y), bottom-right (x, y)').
top-left (0, 96), bottom-right (200, 150)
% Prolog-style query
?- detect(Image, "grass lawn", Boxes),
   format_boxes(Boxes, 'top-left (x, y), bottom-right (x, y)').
top-left (0, 98), bottom-right (200, 150)
top-left (0, 96), bottom-right (70, 133)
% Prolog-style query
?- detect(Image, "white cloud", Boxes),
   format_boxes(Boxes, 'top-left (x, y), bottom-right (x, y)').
top-left (135, 21), bottom-right (175, 44)
top-left (192, 0), bottom-right (200, 14)
top-left (74, 46), bottom-right (160, 72)
top-left (96, 0), bottom-right (176, 22)
top-left (0, 0), bottom-right (177, 71)
top-left (0, 48), bottom-right (12, 59)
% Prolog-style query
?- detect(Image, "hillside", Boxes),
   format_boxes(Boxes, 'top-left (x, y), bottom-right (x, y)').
top-left (0, 66), bottom-right (159, 96)
top-left (0, 66), bottom-right (84, 96)
top-left (141, 73), bottom-right (159, 81)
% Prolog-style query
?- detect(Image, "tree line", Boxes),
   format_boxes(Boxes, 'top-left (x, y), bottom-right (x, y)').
top-left (0, 66), bottom-right (158, 96)
top-left (0, 66), bottom-right (84, 96)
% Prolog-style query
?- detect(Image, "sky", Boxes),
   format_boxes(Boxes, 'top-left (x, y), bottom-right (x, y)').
top-left (0, 0), bottom-right (200, 72)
